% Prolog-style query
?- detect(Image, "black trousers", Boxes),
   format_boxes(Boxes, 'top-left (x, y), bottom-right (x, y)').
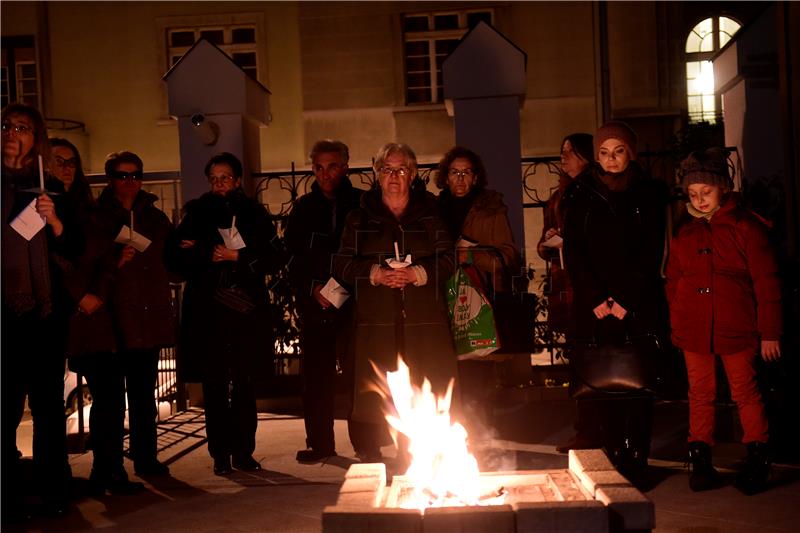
top-left (121, 348), bottom-right (160, 465)
top-left (576, 396), bottom-right (653, 457)
top-left (202, 369), bottom-right (257, 460)
top-left (299, 317), bottom-right (338, 453)
top-left (1, 308), bottom-right (70, 508)
top-left (69, 352), bottom-right (126, 476)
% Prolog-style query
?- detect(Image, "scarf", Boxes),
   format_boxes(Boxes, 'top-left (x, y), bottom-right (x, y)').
top-left (686, 202), bottom-right (720, 220)
top-left (2, 166), bottom-right (52, 317)
top-left (438, 188), bottom-right (479, 239)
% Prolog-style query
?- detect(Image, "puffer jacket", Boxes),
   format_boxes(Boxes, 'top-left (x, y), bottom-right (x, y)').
top-left (666, 199), bottom-right (782, 354)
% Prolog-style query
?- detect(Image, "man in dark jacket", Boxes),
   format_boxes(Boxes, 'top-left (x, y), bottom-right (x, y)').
top-left (284, 140), bottom-right (362, 462)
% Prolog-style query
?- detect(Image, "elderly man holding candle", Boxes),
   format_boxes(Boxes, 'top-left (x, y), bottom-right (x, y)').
top-left (2, 103), bottom-right (82, 519)
top-left (332, 142), bottom-right (457, 464)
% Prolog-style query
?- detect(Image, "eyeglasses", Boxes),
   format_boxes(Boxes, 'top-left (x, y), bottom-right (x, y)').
top-left (1, 121), bottom-right (34, 136)
top-left (208, 174), bottom-right (235, 185)
top-left (448, 168), bottom-right (474, 180)
top-left (55, 156), bottom-right (77, 170)
top-left (112, 170), bottom-right (143, 181)
top-left (380, 166), bottom-right (409, 178)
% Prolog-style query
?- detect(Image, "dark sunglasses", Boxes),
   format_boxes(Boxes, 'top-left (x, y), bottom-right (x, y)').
top-left (112, 171), bottom-right (143, 181)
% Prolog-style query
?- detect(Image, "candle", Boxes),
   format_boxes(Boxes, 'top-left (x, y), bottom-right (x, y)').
top-left (130, 211), bottom-right (134, 241)
top-left (38, 154), bottom-right (45, 191)
top-left (231, 215), bottom-right (236, 230)
top-left (394, 241), bottom-right (400, 262)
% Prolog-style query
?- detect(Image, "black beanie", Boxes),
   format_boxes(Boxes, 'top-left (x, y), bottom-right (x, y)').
top-left (681, 148), bottom-right (733, 192)
top-left (563, 133), bottom-right (594, 164)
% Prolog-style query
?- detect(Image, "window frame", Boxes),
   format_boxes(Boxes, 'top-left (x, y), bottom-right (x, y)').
top-left (401, 8), bottom-right (494, 106)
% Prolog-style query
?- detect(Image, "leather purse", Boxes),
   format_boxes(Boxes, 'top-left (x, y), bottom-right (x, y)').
top-left (214, 269), bottom-right (256, 314)
top-left (567, 320), bottom-right (661, 399)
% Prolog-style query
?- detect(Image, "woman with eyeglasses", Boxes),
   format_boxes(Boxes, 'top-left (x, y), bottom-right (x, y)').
top-left (2, 103), bottom-right (82, 519)
top-left (333, 142), bottom-right (457, 464)
top-left (49, 138), bottom-right (94, 212)
top-left (81, 151), bottom-right (176, 491)
top-left (435, 146), bottom-right (521, 441)
top-left (169, 152), bottom-right (282, 476)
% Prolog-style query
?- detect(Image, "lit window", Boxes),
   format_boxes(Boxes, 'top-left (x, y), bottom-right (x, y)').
top-left (685, 16), bottom-right (741, 123)
top-left (167, 25), bottom-right (258, 80)
top-left (402, 9), bottom-right (493, 105)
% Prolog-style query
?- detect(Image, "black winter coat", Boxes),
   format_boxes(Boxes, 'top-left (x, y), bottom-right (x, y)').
top-left (562, 162), bottom-right (669, 340)
top-left (96, 187), bottom-right (175, 351)
top-left (169, 189), bottom-right (282, 382)
top-left (284, 178), bottom-right (362, 324)
top-left (332, 188), bottom-right (457, 424)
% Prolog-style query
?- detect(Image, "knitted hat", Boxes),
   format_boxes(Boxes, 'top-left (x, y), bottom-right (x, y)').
top-left (595, 121), bottom-right (638, 159)
top-left (563, 133), bottom-right (594, 164)
top-left (681, 148), bottom-right (733, 191)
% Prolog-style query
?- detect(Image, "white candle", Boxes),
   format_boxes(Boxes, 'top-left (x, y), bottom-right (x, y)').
top-left (38, 154), bottom-right (45, 191)
top-left (130, 211), bottom-right (134, 240)
top-left (231, 215), bottom-right (236, 229)
top-left (394, 241), bottom-right (400, 261)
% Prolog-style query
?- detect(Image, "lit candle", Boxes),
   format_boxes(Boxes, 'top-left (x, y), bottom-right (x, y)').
top-left (38, 154), bottom-right (45, 191)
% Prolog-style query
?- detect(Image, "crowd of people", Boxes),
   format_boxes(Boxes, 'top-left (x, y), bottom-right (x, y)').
top-left (1, 101), bottom-right (783, 522)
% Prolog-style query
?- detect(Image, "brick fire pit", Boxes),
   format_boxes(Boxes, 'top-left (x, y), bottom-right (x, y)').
top-left (323, 449), bottom-right (654, 533)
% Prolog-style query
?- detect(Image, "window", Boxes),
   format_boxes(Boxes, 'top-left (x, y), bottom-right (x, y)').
top-left (402, 9), bottom-right (493, 105)
top-left (168, 25), bottom-right (259, 79)
top-left (685, 16), bottom-right (741, 123)
top-left (0, 36), bottom-right (40, 109)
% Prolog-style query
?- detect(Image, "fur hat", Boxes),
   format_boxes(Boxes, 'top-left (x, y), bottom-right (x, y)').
top-left (681, 148), bottom-right (733, 191)
top-left (595, 121), bottom-right (638, 159)
top-left (563, 133), bottom-right (594, 164)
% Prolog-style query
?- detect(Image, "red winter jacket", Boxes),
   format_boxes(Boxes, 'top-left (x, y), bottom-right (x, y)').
top-left (665, 199), bottom-right (782, 355)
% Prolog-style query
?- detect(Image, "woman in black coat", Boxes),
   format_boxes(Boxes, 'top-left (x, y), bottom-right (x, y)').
top-left (170, 152), bottom-right (282, 476)
top-left (562, 121), bottom-right (669, 487)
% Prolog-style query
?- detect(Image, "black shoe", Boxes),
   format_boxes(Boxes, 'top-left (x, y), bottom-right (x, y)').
top-left (687, 441), bottom-right (720, 492)
top-left (134, 459), bottom-right (170, 477)
top-left (296, 448), bottom-right (337, 462)
top-left (232, 455), bottom-right (262, 472)
top-left (38, 498), bottom-right (70, 518)
top-left (355, 449), bottom-right (383, 463)
top-left (89, 469), bottom-right (145, 496)
top-left (213, 456), bottom-right (232, 476)
top-left (555, 433), bottom-right (602, 454)
top-left (735, 442), bottom-right (771, 495)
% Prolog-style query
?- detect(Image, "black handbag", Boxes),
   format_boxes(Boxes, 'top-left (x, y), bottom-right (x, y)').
top-left (214, 269), bottom-right (256, 314)
top-left (567, 320), bottom-right (661, 399)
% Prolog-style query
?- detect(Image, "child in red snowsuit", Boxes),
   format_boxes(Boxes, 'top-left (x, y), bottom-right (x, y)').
top-left (666, 148), bottom-right (782, 495)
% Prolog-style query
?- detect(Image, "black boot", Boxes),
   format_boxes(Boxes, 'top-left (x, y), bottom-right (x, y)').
top-left (687, 441), bottom-right (719, 492)
top-left (735, 442), bottom-right (770, 495)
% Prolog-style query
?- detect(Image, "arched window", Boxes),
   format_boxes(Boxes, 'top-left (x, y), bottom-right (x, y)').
top-left (686, 16), bottom-right (741, 123)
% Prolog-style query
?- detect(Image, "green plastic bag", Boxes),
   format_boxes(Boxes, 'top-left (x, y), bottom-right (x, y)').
top-left (446, 265), bottom-right (500, 360)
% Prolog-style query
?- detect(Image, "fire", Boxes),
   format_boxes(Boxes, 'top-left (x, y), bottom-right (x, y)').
top-left (380, 357), bottom-right (505, 510)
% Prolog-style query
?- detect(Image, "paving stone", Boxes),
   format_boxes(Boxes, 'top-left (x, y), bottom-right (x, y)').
top-left (345, 462), bottom-right (387, 483)
top-left (568, 449), bottom-right (614, 474)
top-left (422, 504), bottom-right (514, 533)
top-left (595, 486), bottom-right (655, 531)
top-left (576, 469), bottom-right (631, 497)
top-left (514, 500), bottom-right (610, 533)
top-left (322, 505), bottom-right (422, 533)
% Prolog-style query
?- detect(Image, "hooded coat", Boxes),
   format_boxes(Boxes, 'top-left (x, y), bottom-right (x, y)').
top-left (169, 189), bottom-right (282, 382)
top-left (332, 187), bottom-right (457, 424)
top-left (665, 199), bottom-right (781, 354)
top-left (96, 187), bottom-right (175, 351)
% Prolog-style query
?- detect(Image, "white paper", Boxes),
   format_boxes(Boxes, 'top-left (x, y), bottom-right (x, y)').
top-left (319, 277), bottom-right (350, 309)
top-left (541, 234), bottom-right (563, 248)
top-left (114, 225), bottom-right (152, 252)
top-left (217, 224), bottom-right (246, 250)
top-left (386, 255), bottom-right (412, 269)
top-left (9, 198), bottom-right (46, 241)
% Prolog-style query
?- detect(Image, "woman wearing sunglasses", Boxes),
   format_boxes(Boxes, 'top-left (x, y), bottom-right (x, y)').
top-left (79, 151), bottom-right (176, 493)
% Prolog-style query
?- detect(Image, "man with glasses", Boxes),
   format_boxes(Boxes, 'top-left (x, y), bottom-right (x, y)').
top-left (285, 140), bottom-right (362, 462)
